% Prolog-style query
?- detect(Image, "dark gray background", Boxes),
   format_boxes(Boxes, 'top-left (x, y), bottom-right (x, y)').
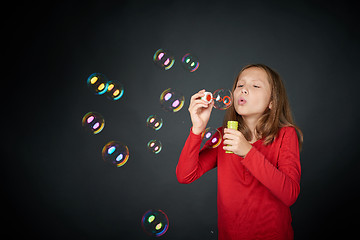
top-left (6, 0), bottom-right (360, 239)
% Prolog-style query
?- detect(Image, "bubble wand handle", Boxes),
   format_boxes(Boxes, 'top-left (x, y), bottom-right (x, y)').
top-left (201, 90), bottom-right (232, 107)
top-left (226, 121), bottom-right (238, 154)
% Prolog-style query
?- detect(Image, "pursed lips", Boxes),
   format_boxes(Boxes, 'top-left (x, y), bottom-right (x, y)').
top-left (238, 97), bottom-right (247, 105)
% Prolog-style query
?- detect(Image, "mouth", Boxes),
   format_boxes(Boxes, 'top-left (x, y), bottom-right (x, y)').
top-left (238, 97), bottom-right (247, 105)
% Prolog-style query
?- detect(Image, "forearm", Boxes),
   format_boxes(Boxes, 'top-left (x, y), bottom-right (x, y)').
top-left (176, 129), bottom-right (217, 184)
top-left (176, 129), bottom-right (203, 184)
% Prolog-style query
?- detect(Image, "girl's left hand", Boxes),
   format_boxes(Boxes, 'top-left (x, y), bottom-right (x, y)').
top-left (223, 128), bottom-right (253, 157)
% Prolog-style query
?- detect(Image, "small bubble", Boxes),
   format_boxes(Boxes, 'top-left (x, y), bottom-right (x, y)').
top-left (146, 115), bottom-right (163, 131)
top-left (141, 209), bottom-right (169, 237)
top-left (153, 49), bottom-right (175, 70)
top-left (147, 140), bottom-right (162, 154)
top-left (105, 81), bottom-right (124, 100)
top-left (181, 53), bottom-right (199, 72)
top-left (102, 141), bottom-right (129, 167)
top-left (81, 112), bottom-right (105, 134)
top-left (87, 73), bottom-right (109, 95)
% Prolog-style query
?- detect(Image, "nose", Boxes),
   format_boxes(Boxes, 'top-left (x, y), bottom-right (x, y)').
top-left (241, 88), bottom-right (248, 95)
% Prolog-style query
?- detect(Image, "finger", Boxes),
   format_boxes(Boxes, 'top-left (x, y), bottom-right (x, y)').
top-left (190, 89), bottom-right (206, 102)
top-left (223, 133), bottom-right (230, 140)
top-left (194, 98), bottom-right (211, 106)
top-left (224, 128), bottom-right (242, 136)
top-left (190, 96), bottom-right (204, 108)
top-left (189, 97), bottom-right (207, 107)
top-left (190, 99), bottom-right (211, 108)
top-left (223, 145), bottom-right (233, 151)
top-left (223, 133), bottom-right (236, 141)
top-left (189, 101), bottom-right (210, 112)
top-left (224, 128), bottom-right (236, 133)
top-left (223, 139), bottom-right (233, 146)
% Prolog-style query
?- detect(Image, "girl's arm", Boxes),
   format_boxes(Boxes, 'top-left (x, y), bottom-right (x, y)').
top-left (176, 129), bottom-right (217, 184)
top-left (241, 127), bottom-right (301, 206)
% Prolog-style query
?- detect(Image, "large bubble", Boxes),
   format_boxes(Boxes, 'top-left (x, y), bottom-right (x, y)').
top-left (160, 88), bottom-right (185, 112)
top-left (201, 127), bottom-right (222, 148)
top-left (212, 89), bottom-right (233, 110)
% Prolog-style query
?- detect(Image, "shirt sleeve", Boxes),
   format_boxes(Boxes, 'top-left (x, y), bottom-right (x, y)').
top-left (241, 127), bottom-right (301, 206)
top-left (176, 128), bottom-right (218, 184)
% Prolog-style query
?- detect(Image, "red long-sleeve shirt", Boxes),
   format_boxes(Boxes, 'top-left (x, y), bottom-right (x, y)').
top-left (176, 126), bottom-right (301, 240)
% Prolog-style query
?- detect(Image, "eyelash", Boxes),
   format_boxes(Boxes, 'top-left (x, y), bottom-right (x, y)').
top-left (237, 85), bottom-right (260, 88)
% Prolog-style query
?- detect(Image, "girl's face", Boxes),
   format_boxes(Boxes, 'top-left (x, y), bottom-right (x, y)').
top-left (233, 67), bottom-right (272, 118)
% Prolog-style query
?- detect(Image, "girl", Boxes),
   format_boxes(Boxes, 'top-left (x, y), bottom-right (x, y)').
top-left (176, 64), bottom-right (303, 240)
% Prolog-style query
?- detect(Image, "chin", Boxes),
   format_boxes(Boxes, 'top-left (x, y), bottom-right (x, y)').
top-left (234, 106), bottom-right (247, 116)
top-left (235, 106), bottom-right (262, 117)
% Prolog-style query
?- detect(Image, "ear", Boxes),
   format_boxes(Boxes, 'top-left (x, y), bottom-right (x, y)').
top-left (268, 101), bottom-right (273, 110)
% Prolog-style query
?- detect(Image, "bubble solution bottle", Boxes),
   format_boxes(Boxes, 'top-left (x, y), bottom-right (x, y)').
top-left (226, 121), bottom-right (238, 154)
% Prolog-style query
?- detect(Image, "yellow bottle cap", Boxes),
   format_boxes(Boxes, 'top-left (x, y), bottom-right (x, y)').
top-left (227, 121), bottom-right (238, 130)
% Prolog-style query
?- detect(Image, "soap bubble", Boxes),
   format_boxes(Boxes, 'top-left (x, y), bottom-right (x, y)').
top-left (160, 88), bottom-right (185, 112)
top-left (141, 209), bottom-right (169, 237)
top-left (153, 49), bottom-right (175, 70)
top-left (102, 141), bottom-right (129, 167)
top-left (87, 73), bottom-right (109, 95)
top-left (201, 127), bottom-right (222, 148)
top-left (105, 81), bottom-right (124, 100)
top-left (82, 112), bottom-right (105, 134)
top-left (213, 89), bottom-right (233, 110)
top-left (181, 53), bottom-right (199, 72)
top-left (146, 115), bottom-right (163, 131)
top-left (147, 140), bottom-right (162, 154)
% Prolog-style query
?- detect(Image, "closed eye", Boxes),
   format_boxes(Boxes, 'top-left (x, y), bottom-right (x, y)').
top-left (253, 85), bottom-right (260, 88)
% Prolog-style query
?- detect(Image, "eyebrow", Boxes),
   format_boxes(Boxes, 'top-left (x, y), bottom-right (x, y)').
top-left (237, 79), bottom-right (263, 84)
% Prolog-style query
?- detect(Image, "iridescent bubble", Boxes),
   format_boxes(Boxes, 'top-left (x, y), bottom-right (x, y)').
top-left (81, 112), bottom-right (105, 134)
top-left (146, 115), bottom-right (163, 131)
top-left (141, 209), bottom-right (169, 237)
top-left (160, 88), bottom-right (185, 112)
top-left (213, 89), bottom-right (233, 110)
top-left (105, 81), bottom-right (124, 100)
top-left (201, 127), bottom-right (222, 148)
top-left (147, 140), bottom-right (162, 154)
top-left (181, 53), bottom-right (199, 72)
top-left (153, 49), bottom-right (175, 70)
top-left (87, 73), bottom-right (109, 95)
top-left (102, 141), bottom-right (129, 167)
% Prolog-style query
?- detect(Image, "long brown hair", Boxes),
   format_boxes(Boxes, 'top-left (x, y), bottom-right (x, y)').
top-left (223, 64), bottom-right (303, 150)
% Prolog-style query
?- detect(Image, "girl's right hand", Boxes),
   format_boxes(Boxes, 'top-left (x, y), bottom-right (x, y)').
top-left (188, 89), bottom-right (214, 135)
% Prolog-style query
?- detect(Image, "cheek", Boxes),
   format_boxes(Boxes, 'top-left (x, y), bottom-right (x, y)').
top-left (254, 91), bottom-right (271, 107)
top-left (233, 88), bottom-right (240, 98)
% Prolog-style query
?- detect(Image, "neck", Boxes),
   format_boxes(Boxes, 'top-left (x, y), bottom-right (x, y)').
top-left (241, 115), bottom-right (260, 142)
